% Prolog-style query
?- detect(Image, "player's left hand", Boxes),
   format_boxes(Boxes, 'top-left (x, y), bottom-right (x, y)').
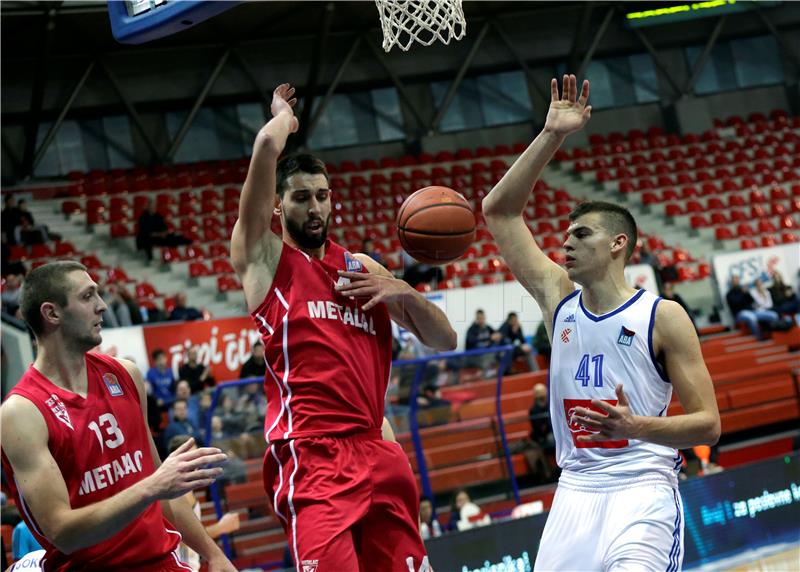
top-left (335, 270), bottom-right (412, 311)
top-left (574, 384), bottom-right (640, 442)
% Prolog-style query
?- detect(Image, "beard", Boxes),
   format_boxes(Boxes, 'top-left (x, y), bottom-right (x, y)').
top-left (62, 318), bottom-right (103, 354)
top-left (284, 213), bottom-right (331, 249)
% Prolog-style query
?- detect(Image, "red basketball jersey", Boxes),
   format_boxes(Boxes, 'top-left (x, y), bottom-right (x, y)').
top-left (250, 239), bottom-right (393, 442)
top-left (1, 353), bottom-right (183, 572)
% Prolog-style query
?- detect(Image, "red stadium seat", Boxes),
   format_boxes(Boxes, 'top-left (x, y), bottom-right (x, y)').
top-left (53, 241), bottom-right (78, 257)
top-left (715, 227), bottom-right (735, 241)
top-left (107, 267), bottom-right (133, 283)
top-left (189, 262), bottom-right (212, 278)
top-left (212, 259), bottom-right (235, 275)
top-left (761, 235), bottom-right (777, 247)
top-left (781, 232), bottom-right (798, 244)
top-left (217, 275), bottom-right (242, 292)
top-left (29, 243), bottom-right (53, 259)
top-left (740, 239), bottom-right (758, 250)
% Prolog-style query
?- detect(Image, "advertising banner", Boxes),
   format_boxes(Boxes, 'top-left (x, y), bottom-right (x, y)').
top-left (712, 243), bottom-right (800, 300)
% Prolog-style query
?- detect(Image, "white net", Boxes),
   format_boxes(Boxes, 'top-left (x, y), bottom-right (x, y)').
top-left (374, 0), bottom-right (466, 52)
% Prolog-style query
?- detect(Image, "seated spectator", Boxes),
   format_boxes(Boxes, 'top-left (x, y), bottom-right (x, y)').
top-left (661, 282), bottom-right (697, 332)
top-left (465, 309), bottom-right (502, 375)
top-left (99, 284), bottom-right (134, 328)
top-left (769, 272), bottom-right (800, 318)
top-left (725, 275), bottom-right (780, 338)
top-left (12, 520), bottom-right (42, 560)
top-left (162, 399), bottom-right (202, 447)
top-left (218, 393), bottom-right (247, 437)
top-left (174, 380), bottom-right (202, 429)
top-left (167, 435), bottom-right (241, 571)
top-left (750, 278), bottom-right (773, 311)
top-left (14, 200), bottom-right (60, 244)
top-left (532, 322), bottom-right (551, 365)
top-left (401, 250), bottom-right (443, 288)
top-left (362, 238), bottom-right (384, 267)
top-left (419, 497), bottom-right (442, 540)
top-left (499, 312), bottom-right (537, 372)
top-left (169, 292), bottom-right (203, 322)
top-left (1, 273), bottom-right (24, 317)
top-left (146, 349), bottom-right (176, 407)
top-left (136, 198), bottom-right (191, 262)
top-left (446, 489), bottom-right (490, 532)
top-left (239, 341), bottom-right (267, 380)
top-left (179, 345), bottom-right (215, 392)
top-left (1, 239), bottom-right (27, 276)
top-left (1, 195), bottom-right (23, 244)
top-left (237, 383), bottom-right (267, 431)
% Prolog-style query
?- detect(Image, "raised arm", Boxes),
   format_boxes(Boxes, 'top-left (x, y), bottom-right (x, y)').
top-left (336, 254), bottom-right (457, 351)
top-left (0, 395), bottom-right (225, 555)
top-left (482, 75), bottom-right (591, 337)
top-left (231, 83), bottom-right (299, 311)
top-left (574, 301), bottom-right (721, 449)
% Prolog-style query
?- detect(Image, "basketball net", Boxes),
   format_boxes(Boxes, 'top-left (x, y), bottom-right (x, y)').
top-left (374, 0), bottom-right (466, 52)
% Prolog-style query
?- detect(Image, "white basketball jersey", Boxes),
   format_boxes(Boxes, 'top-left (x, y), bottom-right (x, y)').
top-left (549, 288), bottom-right (682, 478)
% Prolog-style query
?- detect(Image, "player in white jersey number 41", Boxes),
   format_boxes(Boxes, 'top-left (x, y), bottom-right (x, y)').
top-left (483, 75), bottom-right (720, 571)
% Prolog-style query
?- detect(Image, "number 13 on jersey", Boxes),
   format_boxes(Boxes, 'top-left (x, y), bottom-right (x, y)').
top-left (575, 354), bottom-right (604, 387)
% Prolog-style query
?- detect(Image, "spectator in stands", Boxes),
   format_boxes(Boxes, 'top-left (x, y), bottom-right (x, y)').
top-left (135, 198), bottom-right (191, 262)
top-left (167, 435), bottom-right (241, 572)
top-left (533, 322), bottom-right (551, 365)
top-left (446, 489), bottom-right (489, 532)
top-left (419, 497), bottom-right (442, 540)
top-left (169, 292), bottom-right (203, 321)
top-left (12, 520), bottom-right (42, 560)
top-left (1, 239), bottom-right (27, 276)
top-left (499, 312), bottom-right (537, 372)
top-left (769, 272), bottom-right (800, 318)
top-left (239, 340), bottom-right (267, 380)
top-left (163, 399), bottom-right (202, 447)
top-left (661, 282), bottom-right (697, 332)
top-left (98, 283), bottom-right (134, 328)
top-left (146, 348), bottom-right (176, 407)
top-left (401, 249), bottom-right (443, 288)
top-left (465, 309), bottom-right (503, 375)
top-left (14, 200), bottom-right (60, 244)
top-left (1, 273), bottom-right (24, 317)
top-left (750, 278), bottom-right (774, 312)
top-left (725, 275), bottom-right (780, 338)
top-left (174, 380), bottom-right (202, 429)
top-left (237, 383), bottom-right (267, 431)
top-left (218, 393), bottom-right (247, 437)
top-left (529, 383), bottom-right (555, 453)
top-left (1, 195), bottom-right (22, 244)
top-left (179, 345), bottom-right (215, 392)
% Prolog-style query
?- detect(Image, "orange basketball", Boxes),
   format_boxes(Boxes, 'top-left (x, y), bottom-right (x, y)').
top-left (396, 186), bottom-right (476, 265)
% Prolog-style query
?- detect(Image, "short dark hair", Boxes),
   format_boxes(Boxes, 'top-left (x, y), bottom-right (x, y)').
top-left (19, 260), bottom-right (88, 336)
top-left (168, 434), bottom-right (193, 454)
top-left (173, 398), bottom-right (188, 408)
top-left (152, 349), bottom-right (165, 361)
top-left (569, 201), bottom-right (638, 261)
top-left (507, 312), bottom-right (518, 320)
top-left (276, 153), bottom-right (329, 198)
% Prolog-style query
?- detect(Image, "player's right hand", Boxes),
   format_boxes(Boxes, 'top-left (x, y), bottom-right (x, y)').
top-left (271, 83), bottom-right (299, 132)
top-left (149, 438), bottom-right (227, 500)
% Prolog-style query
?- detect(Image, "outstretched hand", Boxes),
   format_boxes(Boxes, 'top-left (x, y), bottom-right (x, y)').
top-left (271, 83), bottom-right (299, 133)
top-left (574, 384), bottom-right (640, 443)
top-left (335, 271), bottom-right (412, 311)
top-left (544, 74), bottom-right (591, 137)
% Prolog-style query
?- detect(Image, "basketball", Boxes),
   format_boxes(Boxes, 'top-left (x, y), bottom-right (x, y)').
top-left (396, 186), bottom-right (476, 265)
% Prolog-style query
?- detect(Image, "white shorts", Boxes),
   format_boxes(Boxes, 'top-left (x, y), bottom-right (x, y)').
top-left (534, 471), bottom-right (684, 572)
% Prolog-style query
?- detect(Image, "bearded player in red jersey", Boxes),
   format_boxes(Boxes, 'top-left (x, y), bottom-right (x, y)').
top-left (230, 84), bottom-right (456, 572)
top-left (0, 261), bottom-right (236, 572)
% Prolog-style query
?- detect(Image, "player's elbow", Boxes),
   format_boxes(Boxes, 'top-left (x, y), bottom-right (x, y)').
top-left (699, 413), bottom-right (721, 446)
top-left (254, 131), bottom-right (281, 157)
top-left (49, 527), bottom-right (81, 555)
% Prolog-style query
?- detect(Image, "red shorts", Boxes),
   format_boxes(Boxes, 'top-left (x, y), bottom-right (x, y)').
top-left (263, 431), bottom-right (429, 572)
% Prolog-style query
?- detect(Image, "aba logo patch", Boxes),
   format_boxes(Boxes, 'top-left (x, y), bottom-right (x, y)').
top-left (344, 252), bottom-right (362, 273)
top-left (564, 314), bottom-right (575, 323)
top-left (617, 326), bottom-right (635, 346)
top-left (560, 328), bottom-right (572, 343)
top-left (45, 394), bottom-right (73, 430)
top-left (102, 372), bottom-right (123, 397)
top-left (301, 560), bottom-right (319, 572)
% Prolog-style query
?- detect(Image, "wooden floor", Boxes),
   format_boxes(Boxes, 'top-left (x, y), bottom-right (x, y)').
top-left (688, 544), bottom-right (800, 571)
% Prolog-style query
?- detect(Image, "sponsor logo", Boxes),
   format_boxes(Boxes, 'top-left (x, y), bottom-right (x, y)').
top-left (345, 252), bottom-right (363, 273)
top-left (560, 328), bottom-right (572, 343)
top-left (45, 394), bottom-right (73, 430)
top-left (563, 398), bottom-right (628, 449)
top-left (617, 326), bottom-right (635, 346)
top-left (102, 372), bottom-right (123, 397)
top-left (301, 560), bottom-right (319, 572)
top-left (564, 314), bottom-right (575, 323)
